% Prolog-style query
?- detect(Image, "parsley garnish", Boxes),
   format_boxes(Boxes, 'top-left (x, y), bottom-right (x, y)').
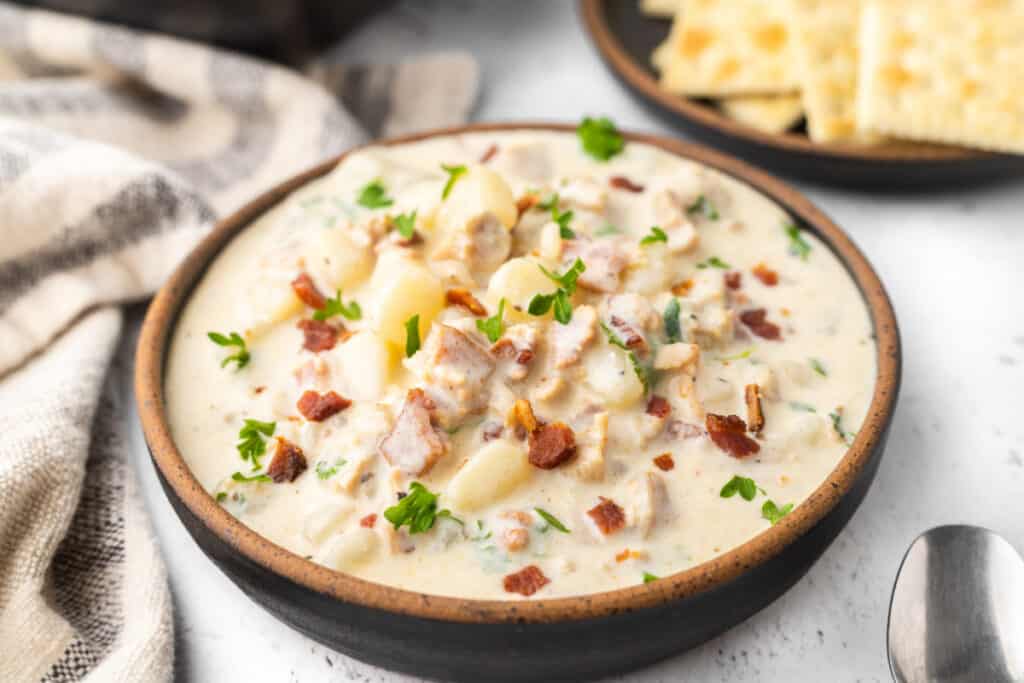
top-left (784, 223), bottom-right (811, 261)
top-left (762, 500), bottom-right (794, 525)
top-left (356, 179), bottom-right (393, 209)
top-left (600, 322), bottom-right (651, 394)
top-left (718, 348), bottom-right (754, 362)
top-left (664, 298), bottom-right (682, 343)
top-left (810, 358), bottom-right (827, 376)
top-left (528, 258), bottom-right (586, 325)
top-left (313, 290), bottom-right (361, 322)
top-left (720, 475), bottom-right (760, 501)
top-left (236, 419), bottom-right (275, 470)
top-left (697, 256), bottom-right (731, 269)
top-left (231, 471), bottom-right (272, 483)
top-left (383, 482), bottom-right (457, 534)
top-left (393, 210), bottom-right (417, 239)
top-left (578, 116), bottom-right (625, 161)
top-left (829, 410), bottom-right (856, 445)
top-left (534, 508), bottom-right (570, 533)
top-left (316, 458), bottom-right (346, 480)
top-left (789, 401), bottom-right (817, 413)
top-left (404, 314), bottom-right (421, 357)
top-left (476, 297), bottom-right (506, 343)
top-left (687, 195), bottom-right (719, 220)
top-left (642, 572), bottom-right (659, 584)
top-left (215, 492), bottom-right (228, 503)
top-left (639, 226), bottom-right (668, 246)
top-left (538, 193), bottom-right (560, 211)
top-left (441, 164), bottom-right (467, 199)
top-left (595, 223), bottom-right (620, 237)
top-left (471, 520), bottom-right (493, 541)
top-left (208, 331), bottom-right (250, 370)
top-left (539, 258), bottom-right (586, 293)
top-left (553, 206), bottom-right (575, 239)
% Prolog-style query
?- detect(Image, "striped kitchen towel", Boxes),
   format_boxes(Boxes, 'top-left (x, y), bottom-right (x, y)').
top-left (0, 4), bottom-right (478, 681)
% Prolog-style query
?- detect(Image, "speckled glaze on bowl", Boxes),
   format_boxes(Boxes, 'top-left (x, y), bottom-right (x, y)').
top-left (135, 123), bottom-right (901, 682)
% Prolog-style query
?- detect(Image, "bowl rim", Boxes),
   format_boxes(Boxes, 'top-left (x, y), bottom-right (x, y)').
top-left (135, 121), bottom-right (901, 625)
top-left (577, 0), bottom-right (1001, 164)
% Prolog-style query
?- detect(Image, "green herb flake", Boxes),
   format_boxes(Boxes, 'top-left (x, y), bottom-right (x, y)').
top-left (404, 314), bottom-right (421, 358)
top-left (208, 331), bottom-right (250, 370)
top-left (553, 205), bottom-right (575, 239)
top-left (810, 358), bottom-right (827, 377)
top-left (718, 347), bottom-right (755, 362)
top-left (720, 475), bottom-right (759, 502)
top-left (393, 210), bottom-right (417, 239)
top-left (639, 225), bottom-right (668, 246)
top-left (696, 256), bottom-right (731, 270)
top-left (529, 259), bottom-right (586, 326)
top-left (600, 322), bottom-right (652, 395)
top-left (538, 193), bottom-right (559, 211)
top-left (383, 482), bottom-right (455, 534)
top-left (476, 298), bottom-right (506, 343)
top-left (642, 572), bottom-right (660, 584)
top-left (215, 492), bottom-right (228, 503)
top-left (762, 500), bottom-right (794, 525)
top-left (316, 458), bottom-right (346, 480)
top-left (784, 222), bottom-right (812, 261)
top-left (539, 258), bottom-right (586, 295)
top-left (313, 290), bottom-right (361, 322)
top-left (595, 223), bottom-right (620, 237)
top-left (534, 507), bottom-right (570, 533)
top-left (441, 163), bottom-right (468, 199)
top-left (687, 195), bottom-right (719, 220)
top-left (789, 401), bottom-right (817, 413)
top-left (231, 471), bottom-right (272, 483)
top-left (829, 410), bottom-right (856, 445)
top-left (236, 419), bottom-right (276, 470)
top-left (577, 116), bottom-right (625, 161)
top-left (356, 179), bottom-right (393, 209)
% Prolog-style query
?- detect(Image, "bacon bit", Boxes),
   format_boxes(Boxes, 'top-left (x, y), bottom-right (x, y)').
top-left (744, 384), bottom-right (764, 435)
top-left (705, 414), bottom-right (761, 458)
top-left (739, 308), bottom-right (782, 341)
top-left (510, 398), bottom-right (539, 434)
top-left (291, 272), bottom-right (327, 310)
top-left (482, 421), bottom-right (504, 442)
top-left (528, 422), bottom-right (576, 469)
top-left (503, 565), bottom-right (550, 597)
top-left (297, 390), bottom-right (351, 422)
top-left (752, 262), bottom-right (779, 286)
top-left (615, 548), bottom-right (647, 562)
top-left (653, 453), bottom-right (675, 471)
top-left (671, 279), bottom-right (694, 296)
top-left (609, 175), bottom-right (644, 193)
top-left (609, 315), bottom-right (646, 352)
top-left (360, 513), bottom-right (377, 528)
top-left (253, 385), bottom-right (266, 395)
top-left (646, 395), bottom-right (671, 419)
top-left (724, 271), bottom-right (742, 290)
top-left (297, 318), bottom-right (341, 352)
top-left (267, 437), bottom-right (308, 483)
top-left (667, 420), bottom-right (705, 439)
top-left (615, 548), bottom-right (631, 562)
top-left (501, 527), bottom-right (529, 552)
top-left (587, 497), bottom-right (626, 535)
top-left (445, 288), bottom-right (488, 316)
top-left (516, 193), bottom-right (540, 218)
top-left (480, 143), bottom-right (498, 163)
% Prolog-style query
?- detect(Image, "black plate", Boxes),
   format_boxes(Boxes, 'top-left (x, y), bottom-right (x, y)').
top-left (579, 0), bottom-right (1024, 189)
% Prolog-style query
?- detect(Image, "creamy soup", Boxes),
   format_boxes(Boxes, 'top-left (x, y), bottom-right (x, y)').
top-left (166, 126), bottom-right (875, 600)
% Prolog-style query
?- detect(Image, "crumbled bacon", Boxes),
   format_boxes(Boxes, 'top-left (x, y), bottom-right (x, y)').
top-left (724, 271), bottom-right (742, 290)
top-left (503, 565), bottom-right (550, 596)
top-left (516, 193), bottom-right (540, 218)
top-left (291, 272), bottom-right (327, 310)
top-left (705, 414), bottom-right (760, 458)
top-left (587, 497), bottom-right (626, 535)
top-left (653, 453), bottom-right (675, 471)
top-left (645, 395), bottom-right (671, 419)
top-left (739, 308), bottom-right (782, 341)
top-left (510, 398), bottom-right (539, 435)
top-left (360, 513), bottom-right (377, 528)
top-left (296, 390), bottom-right (351, 422)
top-left (297, 318), bottom-right (342, 352)
top-left (480, 143), bottom-right (498, 163)
top-left (609, 315), bottom-right (646, 352)
top-left (609, 175), bottom-right (644, 193)
top-left (667, 420), bottom-right (705, 439)
top-left (445, 288), bottom-right (487, 316)
top-left (527, 422), bottom-right (576, 469)
top-left (671, 279), bottom-right (694, 296)
top-left (744, 384), bottom-right (764, 435)
top-left (752, 262), bottom-right (779, 286)
top-left (267, 437), bottom-right (308, 483)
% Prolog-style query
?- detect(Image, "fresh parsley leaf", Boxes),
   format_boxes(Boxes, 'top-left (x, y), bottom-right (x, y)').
top-left (762, 500), bottom-right (794, 525)
top-left (696, 256), bottom-right (731, 269)
top-left (539, 258), bottom-right (586, 295)
top-left (553, 206), bottom-right (575, 239)
top-left (441, 164), bottom-right (468, 199)
top-left (528, 292), bottom-right (555, 316)
top-left (552, 289), bottom-right (573, 325)
top-left (215, 492), bottom-right (228, 503)
top-left (595, 223), bottom-right (620, 237)
top-left (718, 347), bottom-right (755, 362)
top-left (687, 195), bottom-right (719, 220)
top-left (538, 193), bottom-right (560, 211)
top-left (829, 410), bottom-right (856, 445)
top-left (436, 509), bottom-right (464, 526)
top-left (471, 520), bottom-right (493, 541)
top-left (577, 116), bottom-right (625, 161)
top-left (236, 419), bottom-right (275, 470)
top-left (393, 210), bottom-right (417, 239)
top-left (784, 222), bottom-right (811, 261)
top-left (529, 259), bottom-right (586, 326)
top-left (404, 314), bottom-right (421, 357)
top-left (600, 322), bottom-right (652, 394)
top-left (664, 298), bottom-right (682, 343)
top-left (208, 331), bottom-right (250, 370)
top-left (810, 358), bottom-right (827, 376)
top-left (534, 507), bottom-right (570, 533)
top-left (789, 401), bottom-right (817, 413)
top-left (231, 471), bottom-right (272, 483)
top-left (720, 475), bottom-right (758, 502)
top-left (356, 179), bottom-right (393, 209)
top-left (642, 572), bottom-right (659, 584)
top-left (316, 458), bottom-right (346, 480)
top-left (383, 482), bottom-right (453, 534)
top-left (639, 226), bottom-right (668, 246)
top-left (476, 298), bottom-right (506, 343)
top-left (313, 290), bottom-right (361, 322)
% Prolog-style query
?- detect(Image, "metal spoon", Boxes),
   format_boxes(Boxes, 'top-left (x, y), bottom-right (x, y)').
top-left (888, 525), bottom-right (1024, 682)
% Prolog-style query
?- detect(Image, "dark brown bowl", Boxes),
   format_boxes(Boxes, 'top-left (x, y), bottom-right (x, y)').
top-left (578, 0), bottom-right (1024, 189)
top-left (135, 122), bottom-right (901, 681)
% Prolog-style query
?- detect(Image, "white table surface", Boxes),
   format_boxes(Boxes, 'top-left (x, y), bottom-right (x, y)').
top-left (120, 1), bottom-right (1024, 680)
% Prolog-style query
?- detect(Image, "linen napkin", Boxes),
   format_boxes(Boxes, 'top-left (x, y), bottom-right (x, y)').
top-left (0, 4), bottom-right (478, 681)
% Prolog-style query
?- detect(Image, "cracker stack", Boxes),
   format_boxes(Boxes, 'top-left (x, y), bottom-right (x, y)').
top-left (644, 0), bottom-right (1024, 153)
